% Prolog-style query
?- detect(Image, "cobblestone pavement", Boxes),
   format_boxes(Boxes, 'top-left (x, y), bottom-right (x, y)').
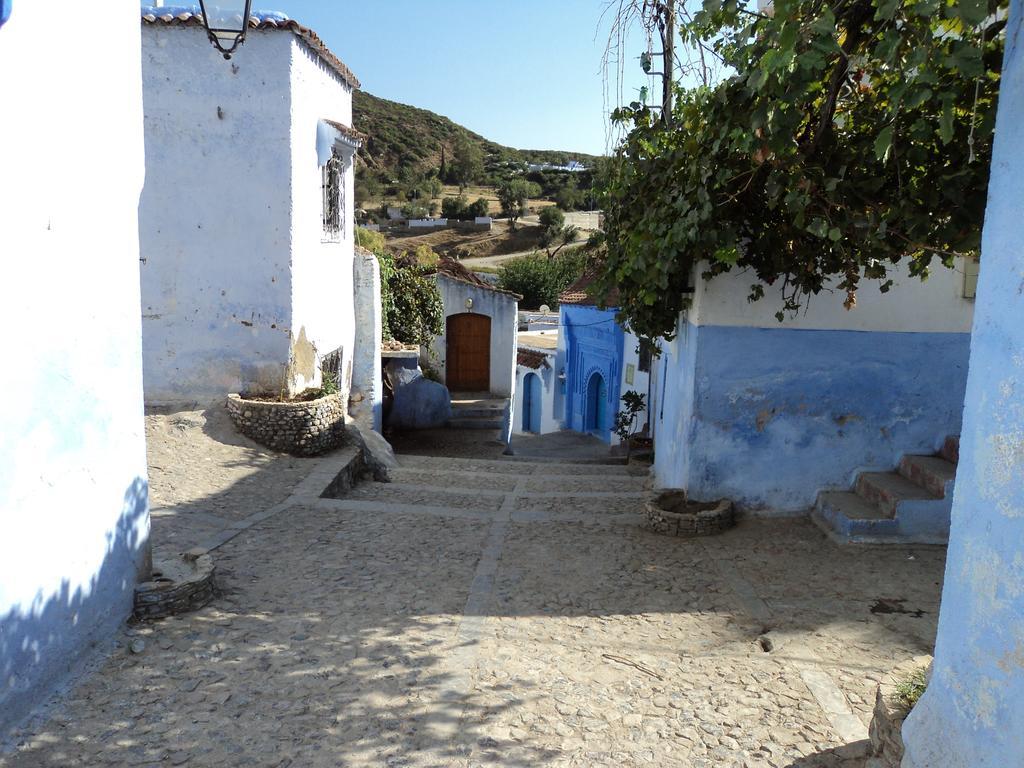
top-left (2, 440), bottom-right (944, 767)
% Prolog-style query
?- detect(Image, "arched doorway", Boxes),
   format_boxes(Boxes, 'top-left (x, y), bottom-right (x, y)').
top-left (446, 313), bottom-right (490, 391)
top-left (586, 371), bottom-right (607, 434)
top-left (522, 372), bottom-right (542, 433)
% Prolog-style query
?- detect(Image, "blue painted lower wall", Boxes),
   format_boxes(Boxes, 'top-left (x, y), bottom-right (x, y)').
top-left (655, 322), bottom-right (971, 512)
top-left (902, 4), bottom-right (1024, 762)
top-left (562, 305), bottom-right (624, 442)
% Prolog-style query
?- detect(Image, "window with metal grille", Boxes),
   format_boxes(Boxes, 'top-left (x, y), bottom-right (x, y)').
top-left (322, 153), bottom-right (343, 242)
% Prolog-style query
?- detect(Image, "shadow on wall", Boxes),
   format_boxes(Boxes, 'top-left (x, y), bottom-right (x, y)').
top-left (0, 477), bottom-right (149, 737)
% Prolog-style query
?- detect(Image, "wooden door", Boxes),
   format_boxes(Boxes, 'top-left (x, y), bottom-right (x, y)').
top-left (446, 313), bottom-right (491, 391)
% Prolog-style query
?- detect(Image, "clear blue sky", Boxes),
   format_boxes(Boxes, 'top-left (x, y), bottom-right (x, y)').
top-left (261, 1), bottom-right (649, 156)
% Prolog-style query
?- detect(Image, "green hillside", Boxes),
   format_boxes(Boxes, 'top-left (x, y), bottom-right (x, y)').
top-left (353, 90), bottom-right (599, 180)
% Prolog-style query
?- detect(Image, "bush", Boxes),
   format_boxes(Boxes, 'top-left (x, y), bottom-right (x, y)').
top-left (468, 197), bottom-right (490, 219)
top-left (356, 227), bottom-right (386, 252)
top-left (412, 244), bottom-right (439, 268)
top-left (538, 206), bottom-right (565, 230)
top-left (441, 195), bottom-right (469, 220)
top-left (497, 250), bottom-right (588, 310)
top-left (360, 238), bottom-right (443, 347)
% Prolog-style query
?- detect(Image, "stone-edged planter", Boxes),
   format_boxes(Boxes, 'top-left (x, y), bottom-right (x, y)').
top-left (226, 392), bottom-right (346, 457)
top-left (134, 550), bottom-right (215, 621)
top-left (644, 491), bottom-right (735, 537)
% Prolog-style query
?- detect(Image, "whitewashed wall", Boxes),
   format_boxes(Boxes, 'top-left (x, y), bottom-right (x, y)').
top-left (289, 37), bottom-right (356, 394)
top-left (140, 27), bottom-right (294, 403)
top-left (430, 278), bottom-right (519, 398)
top-left (650, 261), bottom-right (975, 510)
top-left (0, 2), bottom-right (150, 734)
top-left (351, 248), bottom-right (383, 432)
top-left (689, 259), bottom-right (974, 332)
top-left (619, 330), bottom-right (651, 442)
top-left (513, 358), bottom-right (561, 435)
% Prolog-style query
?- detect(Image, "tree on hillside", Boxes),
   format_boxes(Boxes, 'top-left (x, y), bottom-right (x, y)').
top-left (497, 178), bottom-right (540, 231)
top-left (600, 0), bottom-right (1005, 340)
top-left (538, 206), bottom-right (581, 259)
top-left (452, 134), bottom-right (484, 191)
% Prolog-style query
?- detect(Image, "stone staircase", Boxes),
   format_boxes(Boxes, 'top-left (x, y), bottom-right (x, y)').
top-left (813, 436), bottom-right (959, 545)
top-left (447, 395), bottom-right (508, 430)
top-left (322, 453), bottom-right (649, 525)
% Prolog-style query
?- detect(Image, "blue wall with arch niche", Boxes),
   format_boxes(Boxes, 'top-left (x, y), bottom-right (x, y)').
top-left (561, 304), bottom-right (623, 442)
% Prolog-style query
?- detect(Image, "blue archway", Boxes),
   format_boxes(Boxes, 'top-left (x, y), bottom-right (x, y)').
top-left (586, 371), bottom-right (607, 434)
top-left (522, 373), bottom-right (542, 433)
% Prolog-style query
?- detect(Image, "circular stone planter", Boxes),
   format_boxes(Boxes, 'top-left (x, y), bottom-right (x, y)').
top-left (226, 392), bottom-right (346, 457)
top-left (644, 491), bottom-right (735, 537)
top-left (134, 551), bottom-right (215, 621)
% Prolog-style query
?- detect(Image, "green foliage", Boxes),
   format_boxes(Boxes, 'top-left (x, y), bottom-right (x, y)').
top-left (363, 241), bottom-right (443, 347)
top-left (613, 390), bottom-right (647, 457)
top-left (356, 227), bottom-right (387, 253)
top-left (320, 370), bottom-right (340, 396)
top-left (387, 259), bottom-right (444, 346)
top-left (497, 251), bottom-right (588, 310)
top-left (441, 195), bottom-right (491, 221)
top-left (468, 197), bottom-right (490, 218)
top-left (413, 244), bottom-right (439, 268)
top-left (442, 195), bottom-right (470, 220)
top-left (451, 134), bottom-right (485, 189)
top-left (497, 178), bottom-right (542, 230)
top-left (538, 207), bottom-right (565, 229)
top-left (600, 0), bottom-right (1005, 339)
top-left (894, 667), bottom-right (928, 710)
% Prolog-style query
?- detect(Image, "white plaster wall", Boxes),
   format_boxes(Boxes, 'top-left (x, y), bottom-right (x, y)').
top-left (288, 38), bottom-right (356, 394)
top-left (351, 248), bottom-right (383, 432)
top-left (431, 278), bottom-right (519, 398)
top-left (140, 27), bottom-right (294, 403)
top-left (691, 258), bottom-right (975, 332)
top-left (0, 2), bottom-right (150, 733)
top-left (650, 314), bottom-right (699, 490)
top-left (513, 359), bottom-right (561, 435)
top-left (620, 330), bottom-right (652, 439)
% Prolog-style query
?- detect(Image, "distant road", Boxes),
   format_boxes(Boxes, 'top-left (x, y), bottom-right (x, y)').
top-left (463, 210), bottom-right (601, 269)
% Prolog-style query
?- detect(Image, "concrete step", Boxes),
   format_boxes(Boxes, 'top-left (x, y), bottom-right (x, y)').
top-left (813, 491), bottom-right (899, 542)
top-left (447, 416), bottom-right (503, 430)
top-left (448, 397), bottom-right (507, 429)
top-left (450, 405), bottom-right (507, 419)
top-left (855, 471), bottom-right (940, 518)
top-left (941, 435), bottom-right (960, 465)
top-left (898, 454), bottom-right (957, 498)
top-left (396, 454), bottom-right (643, 476)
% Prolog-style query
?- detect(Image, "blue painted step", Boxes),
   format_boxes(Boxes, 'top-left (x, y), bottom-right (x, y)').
top-left (812, 437), bottom-right (958, 545)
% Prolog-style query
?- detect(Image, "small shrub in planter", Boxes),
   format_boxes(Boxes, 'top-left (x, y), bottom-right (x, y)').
top-left (644, 490), bottom-right (735, 537)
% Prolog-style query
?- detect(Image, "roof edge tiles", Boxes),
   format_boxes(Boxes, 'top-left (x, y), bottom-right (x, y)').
top-left (432, 258), bottom-right (523, 301)
top-left (323, 119), bottom-right (367, 147)
top-left (141, 9), bottom-right (360, 90)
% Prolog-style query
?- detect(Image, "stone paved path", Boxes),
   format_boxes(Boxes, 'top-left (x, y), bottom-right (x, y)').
top-left (2, 446), bottom-right (944, 767)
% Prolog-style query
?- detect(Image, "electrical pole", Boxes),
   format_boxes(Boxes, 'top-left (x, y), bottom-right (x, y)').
top-left (662, 0), bottom-right (675, 123)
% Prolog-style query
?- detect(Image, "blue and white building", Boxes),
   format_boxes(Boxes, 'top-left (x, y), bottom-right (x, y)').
top-left (557, 274), bottom-right (651, 444)
top-left (649, 259), bottom-right (975, 518)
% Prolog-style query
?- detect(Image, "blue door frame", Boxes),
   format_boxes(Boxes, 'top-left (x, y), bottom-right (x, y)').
top-left (522, 372), bottom-right (542, 433)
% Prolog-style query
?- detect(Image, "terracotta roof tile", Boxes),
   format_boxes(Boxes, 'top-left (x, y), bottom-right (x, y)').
top-left (324, 119), bottom-right (366, 146)
top-left (559, 268), bottom-right (620, 307)
top-left (432, 258), bottom-right (522, 300)
top-left (517, 349), bottom-right (552, 370)
top-left (141, 9), bottom-right (360, 89)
